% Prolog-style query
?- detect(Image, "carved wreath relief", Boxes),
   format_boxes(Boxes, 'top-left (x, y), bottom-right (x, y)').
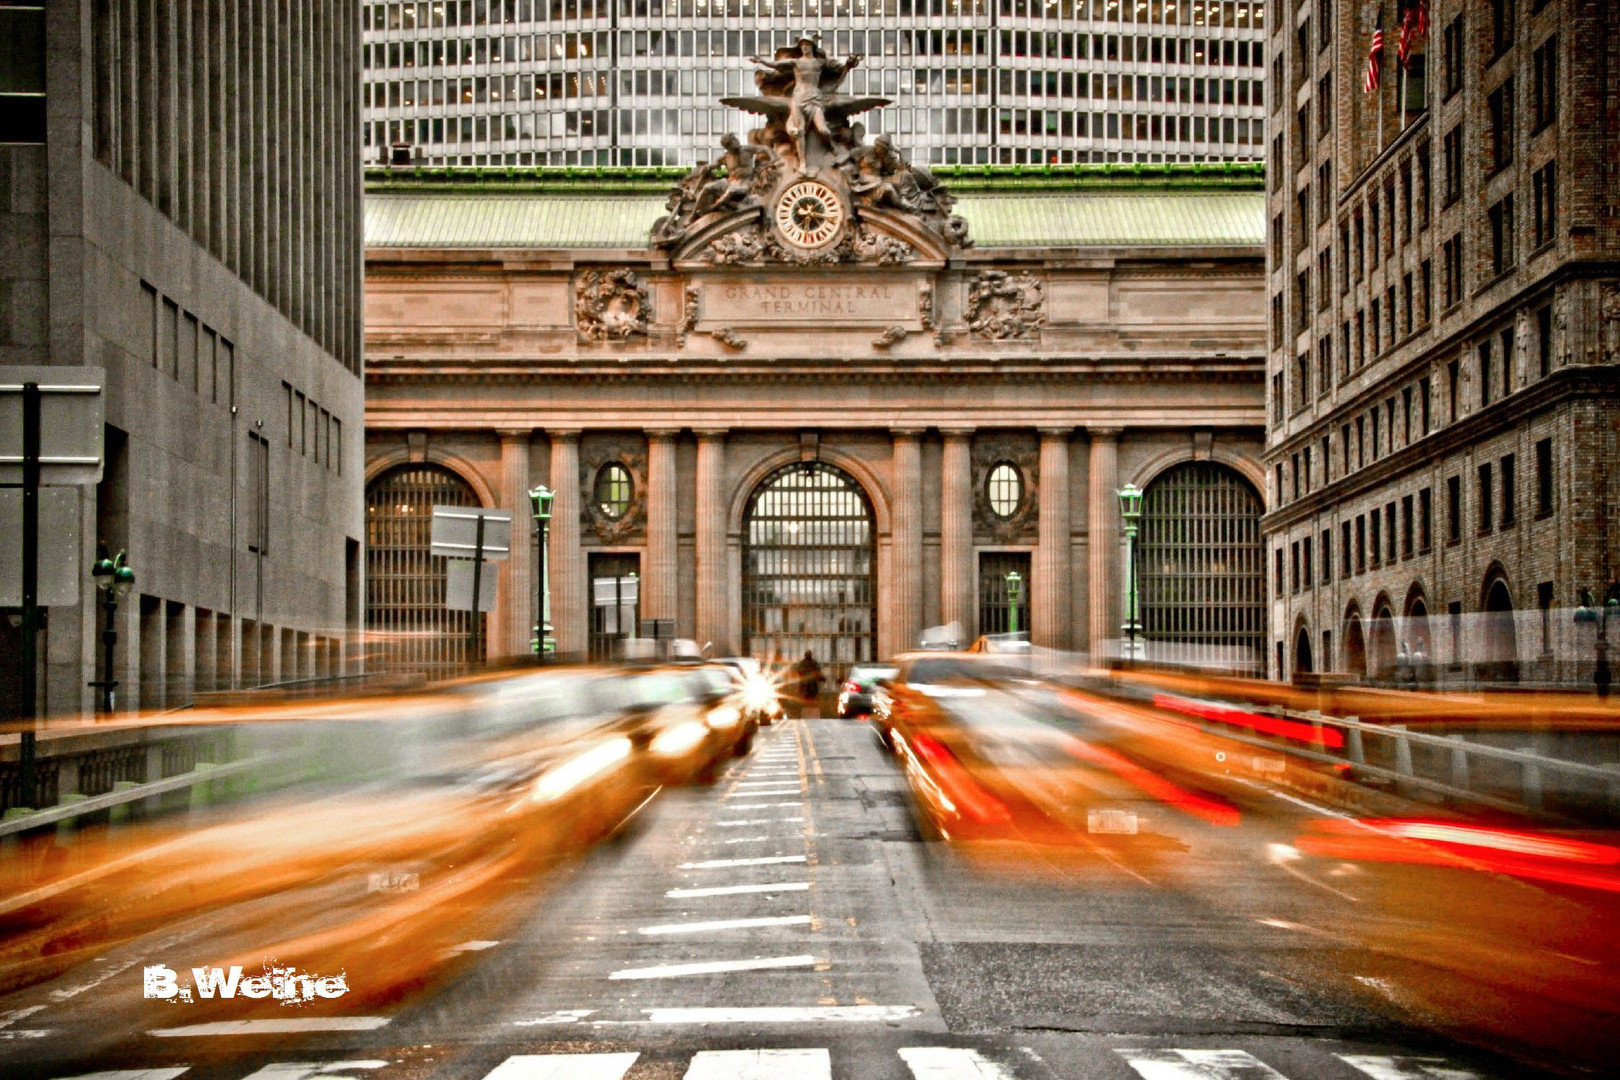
top-left (575, 269), bottom-right (651, 342)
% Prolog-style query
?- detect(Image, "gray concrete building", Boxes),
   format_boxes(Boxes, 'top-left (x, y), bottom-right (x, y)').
top-left (1263, 0), bottom-right (1620, 686)
top-left (362, 45), bottom-right (1269, 678)
top-left (361, 0), bottom-right (1269, 169)
top-left (1, 1), bottom-right (365, 720)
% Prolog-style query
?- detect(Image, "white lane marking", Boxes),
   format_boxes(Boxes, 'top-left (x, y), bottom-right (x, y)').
top-left (722, 835), bottom-right (774, 844)
top-left (1117, 1049), bottom-right (1290, 1079)
top-left (148, 1017), bottom-right (392, 1037)
top-left (47, 1072), bottom-right (190, 1080)
top-left (608, 954), bottom-right (818, 980)
top-left (445, 939), bottom-right (501, 954)
top-left (639, 1005), bottom-right (920, 1024)
top-left (723, 801), bottom-right (802, 809)
top-left (667, 882), bottom-right (810, 898)
top-left (900, 1046), bottom-right (1020, 1079)
top-left (726, 789), bottom-right (800, 798)
top-left (639, 914), bottom-right (812, 935)
top-left (240, 1064), bottom-right (389, 1080)
top-left (482, 1053), bottom-right (641, 1080)
top-left (512, 1009), bottom-right (597, 1026)
top-left (1337, 1055), bottom-right (1481, 1080)
top-left (678, 855), bottom-right (807, 869)
top-left (51, 955), bottom-right (144, 1001)
top-left (0, 1004), bottom-right (46, 1028)
top-left (745, 770), bottom-right (799, 776)
top-left (716, 818), bottom-right (803, 826)
top-left (683, 1048), bottom-right (830, 1080)
top-left (735, 780), bottom-right (802, 788)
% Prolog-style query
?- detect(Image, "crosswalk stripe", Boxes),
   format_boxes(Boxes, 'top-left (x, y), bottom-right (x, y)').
top-left (608, 954), bottom-right (819, 980)
top-left (678, 855), bottom-right (807, 869)
top-left (683, 1048), bottom-right (831, 1080)
top-left (667, 881), bottom-right (811, 898)
top-left (1337, 1055), bottom-right (1482, 1080)
top-left (1118, 1048), bottom-right (1289, 1079)
top-left (240, 1064), bottom-right (390, 1080)
top-left (716, 818), bottom-right (803, 826)
top-left (735, 780), bottom-right (801, 788)
top-left (637, 1005), bottom-right (921, 1024)
top-left (50, 1072), bottom-right (190, 1080)
top-left (482, 1053), bottom-right (641, 1080)
top-left (639, 914), bottom-right (812, 934)
top-left (148, 1017), bottom-right (391, 1037)
top-left (899, 1047), bottom-right (1020, 1079)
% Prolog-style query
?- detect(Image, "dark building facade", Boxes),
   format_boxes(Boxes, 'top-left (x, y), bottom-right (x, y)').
top-left (1264, 0), bottom-right (1620, 685)
top-left (1, 2), bottom-right (366, 718)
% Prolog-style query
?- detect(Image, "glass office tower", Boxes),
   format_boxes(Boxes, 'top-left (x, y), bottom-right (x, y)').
top-left (362, 0), bottom-right (1266, 167)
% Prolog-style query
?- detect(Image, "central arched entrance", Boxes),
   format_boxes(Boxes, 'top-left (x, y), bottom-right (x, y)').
top-left (742, 462), bottom-right (877, 683)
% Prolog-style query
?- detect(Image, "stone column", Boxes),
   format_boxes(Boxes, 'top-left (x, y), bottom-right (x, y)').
top-left (644, 429), bottom-right (680, 624)
top-left (891, 430), bottom-right (924, 654)
top-left (695, 430), bottom-right (728, 654)
top-left (1087, 428), bottom-right (1121, 658)
top-left (497, 430), bottom-right (533, 660)
top-left (939, 429), bottom-right (975, 642)
top-left (1034, 428), bottom-right (1072, 650)
top-left (548, 430), bottom-right (585, 662)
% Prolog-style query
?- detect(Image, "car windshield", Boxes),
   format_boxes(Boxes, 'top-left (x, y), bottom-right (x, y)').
top-left (848, 665), bottom-right (898, 686)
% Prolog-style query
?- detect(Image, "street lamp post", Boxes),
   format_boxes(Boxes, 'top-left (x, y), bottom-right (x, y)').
top-left (1575, 585), bottom-right (1620, 700)
top-left (87, 545), bottom-right (135, 714)
top-left (1005, 571), bottom-right (1023, 635)
top-left (528, 485), bottom-right (555, 661)
top-left (1117, 483), bottom-right (1144, 662)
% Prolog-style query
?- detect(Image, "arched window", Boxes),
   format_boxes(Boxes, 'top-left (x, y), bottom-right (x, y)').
top-left (595, 461), bottom-right (632, 520)
top-left (986, 462), bottom-right (1022, 518)
top-left (1137, 462), bottom-right (1265, 672)
top-left (366, 464), bottom-right (485, 674)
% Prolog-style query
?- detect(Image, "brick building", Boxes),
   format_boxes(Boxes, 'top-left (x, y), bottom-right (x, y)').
top-left (1263, 0), bottom-right (1620, 686)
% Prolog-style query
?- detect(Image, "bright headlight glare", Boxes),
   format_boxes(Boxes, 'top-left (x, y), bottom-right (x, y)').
top-left (706, 705), bottom-right (742, 730)
top-left (742, 677), bottom-right (777, 712)
top-left (651, 720), bottom-right (709, 756)
top-left (533, 737), bottom-right (632, 802)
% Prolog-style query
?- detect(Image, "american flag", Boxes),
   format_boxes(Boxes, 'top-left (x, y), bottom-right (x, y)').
top-left (1398, 1), bottom-right (1430, 69)
top-left (1364, 27), bottom-right (1385, 93)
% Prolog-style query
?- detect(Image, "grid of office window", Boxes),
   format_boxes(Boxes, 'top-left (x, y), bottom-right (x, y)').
top-left (361, 0), bottom-right (1267, 167)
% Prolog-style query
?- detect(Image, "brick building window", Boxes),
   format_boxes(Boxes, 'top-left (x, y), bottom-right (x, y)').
top-left (1478, 462), bottom-right (1494, 534)
top-left (1318, 252), bottom-right (1333, 311)
top-left (1340, 520), bottom-right (1352, 579)
top-left (1442, 126), bottom-right (1462, 206)
top-left (1488, 81), bottom-right (1515, 173)
top-left (1275, 546), bottom-right (1285, 594)
top-left (1532, 36), bottom-right (1558, 132)
top-left (1320, 528), bottom-right (1332, 584)
top-left (1302, 536), bottom-right (1313, 590)
top-left (1385, 502), bottom-right (1397, 562)
top-left (1419, 487), bottom-right (1433, 552)
top-left (1356, 514), bottom-right (1367, 573)
top-left (1369, 198), bottom-right (1381, 269)
top-left (1290, 541), bottom-right (1300, 594)
top-left (1532, 162), bottom-right (1556, 250)
top-left (1501, 453), bottom-right (1516, 527)
top-left (1420, 376), bottom-right (1432, 434)
top-left (1536, 437), bottom-right (1554, 516)
top-left (1443, 234), bottom-right (1463, 307)
top-left (1443, 14), bottom-right (1464, 100)
top-left (1420, 259), bottom-right (1433, 324)
top-left (1490, 0), bottom-right (1515, 60)
top-left (1354, 211), bottom-right (1366, 280)
top-left (1417, 141), bottom-right (1432, 226)
top-left (1401, 495), bottom-right (1414, 557)
top-left (1489, 195), bottom-right (1515, 275)
top-left (1447, 359), bottom-right (1460, 422)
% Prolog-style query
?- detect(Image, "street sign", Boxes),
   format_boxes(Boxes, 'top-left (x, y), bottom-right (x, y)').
top-left (0, 367), bottom-right (105, 485)
top-left (445, 558), bottom-right (499, 612)
top-left (0, 487), bottom-right (80, 606)
top-left (430, 506), bottom-right (511, 560)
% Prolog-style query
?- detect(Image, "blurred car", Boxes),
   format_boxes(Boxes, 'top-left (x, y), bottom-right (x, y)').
top-left (715, 655), bottom-right (783, 725)
top-left (604, 664), bottom-right (759, 787)
top-left (837, 663), bottom-right (898, 719)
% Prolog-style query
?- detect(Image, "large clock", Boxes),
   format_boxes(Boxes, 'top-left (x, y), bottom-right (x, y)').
top-left (773, 180), bottom-right (845, 250)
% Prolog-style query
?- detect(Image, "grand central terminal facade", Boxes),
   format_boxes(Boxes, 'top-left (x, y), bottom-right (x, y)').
top-left (362, 44), bottom-right (1270, 676)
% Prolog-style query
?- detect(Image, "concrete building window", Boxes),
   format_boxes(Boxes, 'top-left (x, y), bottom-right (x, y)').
top-left (366, 464), bottom-right (486, 674)
top-left (0, 3), bottom-right (45, 144)
top-left (594, 462), bottom-right (633, 520)
top-left (986, 463), bottom-right (1022, 518)
top-left (1138, 463), bottom-right (1265, 671)
top-left (246, 432), bottom-right (270, 555)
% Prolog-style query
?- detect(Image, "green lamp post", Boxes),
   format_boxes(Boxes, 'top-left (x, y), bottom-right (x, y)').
top-left (1118, 483), bottom-right (1144, 662)
top-left (1005, 570), bottom-right (1023, 635)
top-left (88, 545), bottom-right (136, 714)
top-left (528, 485), bottom-right (555, 660)
top-left (1575, 585), bottom-right (1620, 700)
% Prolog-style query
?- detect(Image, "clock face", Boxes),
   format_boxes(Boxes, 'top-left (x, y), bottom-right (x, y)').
top-left (774, 181), bottom-right (845, 250)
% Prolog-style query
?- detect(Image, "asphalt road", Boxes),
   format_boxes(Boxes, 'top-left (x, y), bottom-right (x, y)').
top-left (0, 714), bottom-right (1593, 1079)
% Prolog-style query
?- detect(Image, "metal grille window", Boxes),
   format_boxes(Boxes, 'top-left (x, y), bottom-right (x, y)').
top-left (1138, 463), bottom-right (1265, 672)
top-left (986, 463), bottom-right (1022, 518)
top-left (595, 462), bottom-right (632, 520)
top-left (742, 463), bottom-right (876, 685)
top-left (978, 551), bottom-right (1031, 638)
top-left (365, 464), bottom-right (485, 674)
top-left (589, 553), bottom-right (641, 663)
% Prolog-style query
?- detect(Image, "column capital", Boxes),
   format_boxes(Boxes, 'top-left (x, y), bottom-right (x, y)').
top-left (1087, 426), bottom-right (1123, 441)
top-left (890, 427), bottom-right (926, 439)
top-left (547, 428), bottom-right (582, 442)
top-left (694, 428), bottom-right (728, 442)
top-left (1037, 426), bottom-right (1075, 439)
top-left (645, 427), bottom-right (681, 440)
top-left (939, 427), bottom-right (975, 439)
top-left (496, 428), bottom-right (534, 441)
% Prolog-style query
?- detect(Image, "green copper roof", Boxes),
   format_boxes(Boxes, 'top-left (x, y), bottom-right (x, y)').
top-left (365, 186), bottom-right (1264, 251)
